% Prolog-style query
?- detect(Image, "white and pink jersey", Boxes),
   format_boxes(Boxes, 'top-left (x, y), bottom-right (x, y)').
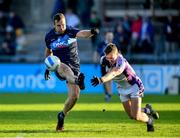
top-left (106, 54), bottom-right (144, 93)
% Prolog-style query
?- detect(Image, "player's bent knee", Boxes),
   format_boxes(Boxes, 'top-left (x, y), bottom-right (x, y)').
top-left (134, 115), bottom-right (141, 121)
top-left (131, 114), bottom-right (141, 121)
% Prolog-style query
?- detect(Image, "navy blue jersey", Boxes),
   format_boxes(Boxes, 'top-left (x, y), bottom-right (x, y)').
top-left (45, 26), bottom-right (80, 75)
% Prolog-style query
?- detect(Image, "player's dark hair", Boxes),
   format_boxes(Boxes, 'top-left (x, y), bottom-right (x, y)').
top-left (104, 43), bottom-right (118, 55)
top-left (53, 13), bottom-right (65, 24)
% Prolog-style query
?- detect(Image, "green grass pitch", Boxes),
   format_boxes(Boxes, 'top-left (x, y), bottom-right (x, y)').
top-left (0, 93), bottom-right (180, 137)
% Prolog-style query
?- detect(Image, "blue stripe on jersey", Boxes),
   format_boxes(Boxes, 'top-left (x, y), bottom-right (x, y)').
top-left (47, 56), bottom-right (54, 66)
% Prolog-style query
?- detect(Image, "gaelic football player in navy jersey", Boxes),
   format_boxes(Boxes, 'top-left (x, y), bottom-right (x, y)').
top-left (44, 13), bottom-right (99, 131)
top-left (91, 43), bottom-right (159, 132)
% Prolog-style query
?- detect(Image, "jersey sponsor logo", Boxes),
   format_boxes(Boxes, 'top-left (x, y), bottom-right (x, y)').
top-left (50, 35), bottom-right (77, 50)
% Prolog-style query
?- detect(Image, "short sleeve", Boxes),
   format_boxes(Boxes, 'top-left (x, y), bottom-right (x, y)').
top-left (67, 26), bottom-right (80, 38)
top-left (116, 56), bottom-right (126, 71)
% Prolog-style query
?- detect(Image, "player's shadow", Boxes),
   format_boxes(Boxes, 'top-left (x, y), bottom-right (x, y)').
top-left (0, 129), bottom-right (107, 133)
top-left (0, 130), bottom-right (56, 133)
top-left (63, 129), bottom-right (108, 133)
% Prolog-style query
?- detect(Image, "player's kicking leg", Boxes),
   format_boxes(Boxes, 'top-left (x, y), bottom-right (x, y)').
top-left (56, 62), bottom-right (85, 90)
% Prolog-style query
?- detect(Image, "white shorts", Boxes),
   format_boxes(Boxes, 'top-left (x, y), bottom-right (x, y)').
top-left (118, 84), bottom-right (143, 102)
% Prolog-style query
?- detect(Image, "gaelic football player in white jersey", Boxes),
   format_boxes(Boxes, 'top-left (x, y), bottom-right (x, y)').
top-left (91, 43), bottom-right (159, 132)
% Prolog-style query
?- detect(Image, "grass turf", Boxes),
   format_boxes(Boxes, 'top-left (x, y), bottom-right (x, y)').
top-left (0, 93), bottom-right (180, 137)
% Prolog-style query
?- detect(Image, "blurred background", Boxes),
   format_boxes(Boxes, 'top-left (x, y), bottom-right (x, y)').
top-left (0, 0), bottom-right (180, 95)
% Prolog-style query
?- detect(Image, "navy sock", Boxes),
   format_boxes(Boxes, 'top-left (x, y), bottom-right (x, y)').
top-left (58, 111), bottom-right (65, 119)
top-left (144, 108), bottom-right (151, 114)
top-left (147, 117), bottom-right (153, 125)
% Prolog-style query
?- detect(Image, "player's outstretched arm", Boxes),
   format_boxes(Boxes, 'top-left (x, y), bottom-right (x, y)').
top-left (91, 67), bottom-right (123, 87)
top-left (101, 67), bottom-right (123, 82)
top-left (76, 28), bottom-right (99, 38)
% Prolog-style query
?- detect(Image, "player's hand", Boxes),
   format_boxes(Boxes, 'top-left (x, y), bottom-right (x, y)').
top-left (91, 76), bottom-right (102, 87)
top-left (44, 69), bottom-right (50, 80)
top-left (91, 28), bottom-right (99, 35)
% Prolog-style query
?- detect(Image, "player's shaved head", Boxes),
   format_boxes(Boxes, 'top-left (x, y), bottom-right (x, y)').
top-left (104, 43), bottom-right (118, 55)
top-left (53, 13), bottom-right (65, 24)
